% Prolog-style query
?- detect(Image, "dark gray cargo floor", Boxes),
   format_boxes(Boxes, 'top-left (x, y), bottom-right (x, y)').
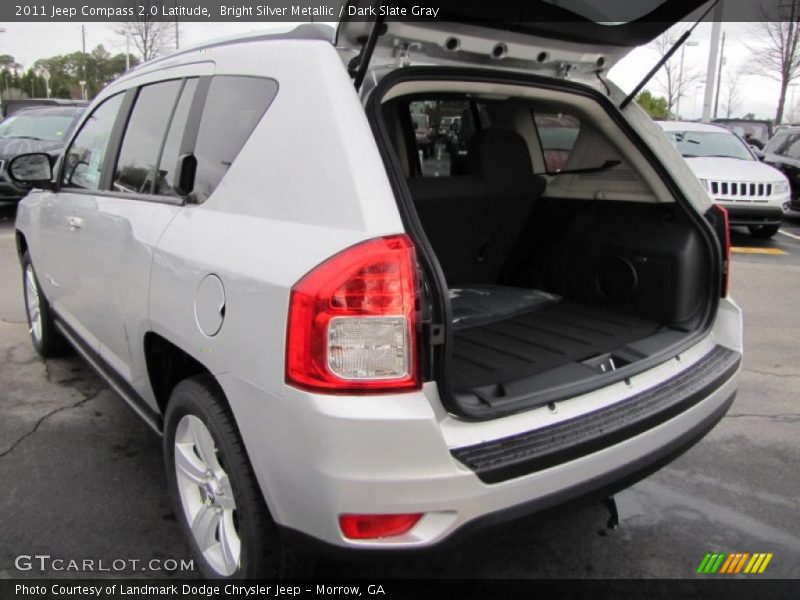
top-left (451, 300), bottom-right (661, 391)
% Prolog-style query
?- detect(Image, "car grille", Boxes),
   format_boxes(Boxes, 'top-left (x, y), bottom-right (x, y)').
top-left (705, 180), bottom-right (771, 203)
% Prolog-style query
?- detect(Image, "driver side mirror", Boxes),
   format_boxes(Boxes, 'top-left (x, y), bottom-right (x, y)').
top-left (752, 147), bottom-right (766, 161)
top-left (7, 153), bottom-right (55, 189)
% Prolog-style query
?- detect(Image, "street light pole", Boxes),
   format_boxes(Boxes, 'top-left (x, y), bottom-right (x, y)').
top-left (713, 31), bottom-right (726, 119)
top-left (676, 40), bottom-right (699, 120)
top-left (693, 83), bottom-right (705, 118)
top-left (702, 2), bottom-right (725, 121)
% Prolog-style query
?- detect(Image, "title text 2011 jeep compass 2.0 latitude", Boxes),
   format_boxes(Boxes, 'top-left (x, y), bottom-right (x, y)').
top-left (11, 1), bottom-right (742, 578)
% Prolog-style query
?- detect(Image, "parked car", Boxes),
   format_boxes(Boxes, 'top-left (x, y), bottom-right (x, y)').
top-left (11, 2), bottom-right (741, 579)
top-left (659, 121), bottom-right (790, 239)
top-left (0, 105), bottom-right (84, 202)
top-left (0, 98), bottom-right (87, 120)
top-left (712, 118), bottom-right (773, 150)
top-left (762, 125), bottom-right (800, 214)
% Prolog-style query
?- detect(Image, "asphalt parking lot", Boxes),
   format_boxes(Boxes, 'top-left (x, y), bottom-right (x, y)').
top-left (1, 201), bottom-right (799, 580)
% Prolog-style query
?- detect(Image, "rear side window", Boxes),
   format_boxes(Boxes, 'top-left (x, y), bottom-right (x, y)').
top-left (408, 99), bottom-right (486, 177)
top-left (533, 112), bottom-right (581, 173)
top-left (191, 76), bottom-right (278, 203)
top-left (113, 79), bottom-right (183, 195)
top-left (156, 78), bottom-right (199, 197)
top-left (62, 94), bottom-right (124, 190)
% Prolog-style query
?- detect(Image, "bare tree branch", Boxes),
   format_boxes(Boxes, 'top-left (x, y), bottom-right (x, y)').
top-left (744, 0), bottom-right (800, 123)
top-left (118, 0), bottom-right (175, 63)
top-left (650, 27), bottom-right (704, 117)
top-left (723, 70), bottom-right (744, 118)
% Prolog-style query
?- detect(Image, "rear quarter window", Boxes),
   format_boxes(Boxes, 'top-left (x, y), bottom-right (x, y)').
top-left (533, 113), bottom-right (581, 173)
top-left (191, 76), bottom-right (278, 203)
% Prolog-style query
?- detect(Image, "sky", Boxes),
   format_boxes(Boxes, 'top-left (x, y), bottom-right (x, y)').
top-left (0, 20), bottom-right (791, 122)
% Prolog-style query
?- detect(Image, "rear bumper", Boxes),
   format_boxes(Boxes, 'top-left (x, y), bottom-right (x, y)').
top-left (222, 334), bottom-right (741, 551)
top-left (451, 345), bottom-right (740, 484)
top-left (283, 387), bottom-right (737, 556)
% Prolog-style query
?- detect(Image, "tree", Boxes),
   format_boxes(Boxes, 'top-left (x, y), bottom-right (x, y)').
top-left (119, 0), bottom-right (176, 62)
top-left (636, 90), bottom-right (671, 120)
top-left (723, 70), bottom-right (744, 118)
top-left (34, 45), bottom-right (137, 99)
top-left (0, 55), bottom-right (22, 72)
top-left (651, 27), bottom-right (704, 117)
top-left (745, 0), bottom-right (800, 124)
top-left (1, 58), bottom-right (47, 101)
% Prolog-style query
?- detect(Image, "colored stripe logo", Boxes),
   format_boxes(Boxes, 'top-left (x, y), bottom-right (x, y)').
top-left (697, 552), bottom-right (773, 574)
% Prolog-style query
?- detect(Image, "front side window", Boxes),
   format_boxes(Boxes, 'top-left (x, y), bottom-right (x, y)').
top-left (62, 94), bottom-right (124, 190)
top-left (191, 76), bottom-right (278, 203)
top-left (113, 80), bottom-right (183, 195)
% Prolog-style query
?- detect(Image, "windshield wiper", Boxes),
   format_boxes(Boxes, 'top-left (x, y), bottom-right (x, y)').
top-left (6, 135), bottom-right (45, 141)
top-left (683, 154), bottom-right (750, 160)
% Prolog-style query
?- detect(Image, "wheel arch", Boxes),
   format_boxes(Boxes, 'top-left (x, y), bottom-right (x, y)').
top-left (15, 230), bottom-right (28, 264)
top-left (143, 331), bottom-right (225, 416)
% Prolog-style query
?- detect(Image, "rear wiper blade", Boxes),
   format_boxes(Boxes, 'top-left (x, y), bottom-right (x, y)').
top-left (550, 160), bottom-right (621, 175)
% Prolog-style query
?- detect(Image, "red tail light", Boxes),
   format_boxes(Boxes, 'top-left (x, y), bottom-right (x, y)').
top-left (710, 204), bottom-right (730, 297)
top-left (286, 235), bottom-right (420, 393)
top-left (339, 513), bottom-right (423, 539)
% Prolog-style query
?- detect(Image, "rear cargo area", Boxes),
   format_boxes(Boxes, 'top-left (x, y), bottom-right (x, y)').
top-left (418, 188), bottom-right (711, 411)
top-left (375, 78), bottom-right (717, 416)
top-left (451, 292), bottom-right (659, 390)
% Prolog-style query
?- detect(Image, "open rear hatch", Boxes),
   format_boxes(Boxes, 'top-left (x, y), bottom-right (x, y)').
top-left (348, 1), bottom-right (722, 421)
top-left (336, 0), bottom-right (713, 85)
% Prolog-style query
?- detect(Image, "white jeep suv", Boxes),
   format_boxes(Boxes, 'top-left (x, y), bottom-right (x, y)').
top-left (659, 120), bottom-right (790, 239)
top-left (11, 3), bottom-right (742, 579)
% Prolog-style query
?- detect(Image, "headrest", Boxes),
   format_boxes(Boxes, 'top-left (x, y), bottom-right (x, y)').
top-left (469, 129), bottom-right (533, 179)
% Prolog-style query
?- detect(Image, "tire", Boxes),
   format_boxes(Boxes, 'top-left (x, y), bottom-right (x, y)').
top-left (163, 376), bottom-right (313, 579)
top-left (748, 224), bottom-right (780, 239)
top-left (21, 251), bottom-right (65, 357)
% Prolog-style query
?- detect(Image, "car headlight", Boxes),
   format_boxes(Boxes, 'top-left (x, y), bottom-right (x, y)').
top-left (774, 180), bottom-right (790, 194)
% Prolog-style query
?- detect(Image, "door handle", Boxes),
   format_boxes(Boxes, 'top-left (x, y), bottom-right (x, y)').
top-left (67, 216), bottom-right (83, 230)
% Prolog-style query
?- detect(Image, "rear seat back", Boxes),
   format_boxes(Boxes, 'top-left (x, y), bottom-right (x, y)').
top-left (407, 129), bottom-right (546, 285)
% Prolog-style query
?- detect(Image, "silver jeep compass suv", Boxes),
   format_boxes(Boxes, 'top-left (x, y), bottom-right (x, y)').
top-left (11, 2), bottom-right (742, 578)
